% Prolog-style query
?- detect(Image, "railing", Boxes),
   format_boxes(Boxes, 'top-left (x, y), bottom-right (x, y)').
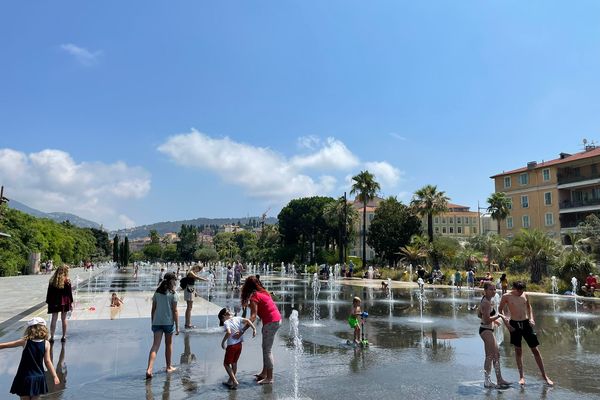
top-left (557, 172), bottom-right (600, 185)
top-left (560, 198), bottom-right (600, 209)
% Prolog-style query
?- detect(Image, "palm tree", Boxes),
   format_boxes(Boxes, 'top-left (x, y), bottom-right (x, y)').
top-left (399, 244), bottom-right (428, 265)
top-left (411, 185), bottom-right (449, 243)
top-left (487, 192), bottom-right (511, 235)
top-left (323, 196), bottom-right (359, 263)
top-left (350, 171), bottom-right (380, 269)
top-left (512, 229), bottom-right (559, 283)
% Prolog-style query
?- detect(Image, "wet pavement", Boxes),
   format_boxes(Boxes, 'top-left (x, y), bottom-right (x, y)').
top-left (0, 266), bottom-right (599, 399)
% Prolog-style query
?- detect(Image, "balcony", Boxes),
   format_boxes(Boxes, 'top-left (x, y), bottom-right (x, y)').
top-left (560, 198), bottom-right (600, 209)
top-left (557, 172), bottom-right (600, 187)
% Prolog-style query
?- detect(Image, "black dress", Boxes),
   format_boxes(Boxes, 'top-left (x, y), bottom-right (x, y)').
top-left (46, 280), bottom-right (73, 314)
top-left (10, 340), bottom-right (48, 397)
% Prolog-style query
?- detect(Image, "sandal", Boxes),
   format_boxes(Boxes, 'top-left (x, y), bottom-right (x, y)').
top-left (61, 337), bottom-right (67, 342)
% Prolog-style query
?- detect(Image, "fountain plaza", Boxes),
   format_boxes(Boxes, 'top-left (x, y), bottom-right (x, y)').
top-left (0, 264), bottom-right (599, 399)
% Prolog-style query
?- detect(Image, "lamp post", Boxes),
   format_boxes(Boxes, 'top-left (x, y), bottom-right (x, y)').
top-left (477, 201), bottom-right (490, 236)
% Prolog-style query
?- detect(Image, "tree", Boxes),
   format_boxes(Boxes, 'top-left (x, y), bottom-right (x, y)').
top-left (195, 247), bottom-right (219, 263)
top-left (278, 196), bottom-right (336, 263)
top-left (350, 170), bottom-right (381, 269)
top-left (511, 229), bottom-right (559, 283)
top-left (112, 235), bottom-right (119, 264)
top-left (323, 195), bottom-right (359, 263)
top-left (213, 232), bottom-right (239, 260)
top-left (89, 228), bottom-right (110, 257)
top-left (554, 249), bottom-right (597, 286)
top-left (411, 185), bottom-right (449, 243)
top-left (469, 233), bottom-right (507, 272)
top-left (149, 229), bottom-right (160, 245)
top-left (177, 224), bottom-right (198, 262)
top-left (123, 236), bottom-right (130, 266)
top-left (367, 197), bottom-right (422, 266)
top-left (487, 192), bottom-right (511, 235)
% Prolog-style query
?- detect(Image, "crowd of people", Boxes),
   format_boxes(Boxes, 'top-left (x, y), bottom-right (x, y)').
top-left (2, 261), bottom-right (593, 398)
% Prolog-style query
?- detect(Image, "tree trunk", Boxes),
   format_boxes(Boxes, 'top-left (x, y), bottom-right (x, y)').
top-left (530, 261), bottom-right (543, 283)
top-left (427, 213), bottom-right (434, 243)
top-left (362, 200), bottom-right (367, 269)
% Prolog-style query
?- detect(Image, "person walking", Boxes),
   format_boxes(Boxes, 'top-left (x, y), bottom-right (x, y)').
top-left (240, 276), bottom-right (281, 384)
top-left (146, 272), bottom-right (179, 379)
top-left (46, 265), bottom-right (73, 343)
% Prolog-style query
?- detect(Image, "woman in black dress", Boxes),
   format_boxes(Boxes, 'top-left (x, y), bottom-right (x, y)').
top-left (46, 265), bottom-right (73, 343)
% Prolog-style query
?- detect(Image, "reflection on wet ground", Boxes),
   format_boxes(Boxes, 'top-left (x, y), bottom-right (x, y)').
top-left (0, 266), bottom-right (599, 399)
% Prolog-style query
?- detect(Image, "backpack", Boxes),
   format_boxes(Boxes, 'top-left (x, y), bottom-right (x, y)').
top-left (179, 277), bottom-right (188, 290)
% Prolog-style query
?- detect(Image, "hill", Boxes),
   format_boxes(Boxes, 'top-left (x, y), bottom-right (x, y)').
top-left (111, 216), bottom-right (278, 239)
top-left (8, 199), bottom-right (102, 229)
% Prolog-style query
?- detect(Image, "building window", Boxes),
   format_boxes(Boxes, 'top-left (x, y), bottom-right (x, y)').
top-left (522, 215), bottom-right (530, 228)
top-left (449, 227), bottom-right (454, 234)
top-left (442, 227), bottom-right (447, 234)
top-left (369, 214), bottom-right (374, 221)
top-left (434, 227), bottom-right (439, 233)
top-left (545, 213), bottom-right (554, 226)
top-left (506, 217), bottom-right (513, 229)
top-left (457, 226), bottom-right (462, 234)
top-left (473, 227), bottom-right (477, 234)
top-left (592, 164), bottom-right (598, 175)
top-left (542, 169), bottom-right (550, 181)
top-left (449, 217), bottom-right (454, 224)
top-left (434, 217), bottom-right (439, 224)
top-left (504, 176), bottom-right (511, 188)
top-left (457, 217), bottom-right (462, 224)
top-left (442, 217), bottom-right (446, 224)
top-left (507, 198), bottom-right (513, 210)
top-left (521, 195), bottom-right (529, 208)
top-left (544, 192), bottom-right (552, 205)
top-left (519, 173), bottom-right (529, 185)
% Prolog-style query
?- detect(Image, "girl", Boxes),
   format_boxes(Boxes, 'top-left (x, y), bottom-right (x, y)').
top-left (0, 317), bottom-right (59, 399)
top-left (146, 272), bottom-right (179, 379)
top-left (240, 276), bottom-right (281, 384)
top-left (45, 265), bottom-right (73, 343)
top-left (479, 282), bottom-right (511, 388)
top-left (500, 273), bottom-right (508, 295)
top-left (182, 268), bottom-right (208, 329)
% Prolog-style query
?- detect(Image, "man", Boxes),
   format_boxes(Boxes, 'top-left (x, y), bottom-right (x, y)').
top-left (499, 281), bottom-right (553, 386)
top-left (583, 273), bottom-right (597, 296)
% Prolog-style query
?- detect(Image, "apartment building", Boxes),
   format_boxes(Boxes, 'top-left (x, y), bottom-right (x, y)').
top-left (422, 203), bottom-right (481, 239)
top-left (491, 144), bottom-right (600, 242)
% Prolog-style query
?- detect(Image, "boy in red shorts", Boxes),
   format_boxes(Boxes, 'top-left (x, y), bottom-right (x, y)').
top-left (218, 308), bottom-right (256, 389)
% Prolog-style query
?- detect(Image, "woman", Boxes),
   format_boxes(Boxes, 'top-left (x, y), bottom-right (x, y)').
top-left (240, 275), bottom-right (281, 384)
top-left (46, 265), bottom-right (73, 343)
top-left (479, 282), bottom-right (511, 388)
top-left (183, 268), bottom-right (208, 329)
top-left (146, 272), bottom-right (179, 379)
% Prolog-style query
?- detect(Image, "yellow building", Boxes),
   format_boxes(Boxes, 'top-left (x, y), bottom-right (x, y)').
top-left (349, 196), bottom-right (382, 261)
top-left (422, 203), bottom-right (480, 239)
top-left (491, 144), bottom-right (600, 242)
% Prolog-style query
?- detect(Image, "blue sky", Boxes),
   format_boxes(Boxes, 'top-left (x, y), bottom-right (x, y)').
top-left (1, 1), bottom-right (599, 230)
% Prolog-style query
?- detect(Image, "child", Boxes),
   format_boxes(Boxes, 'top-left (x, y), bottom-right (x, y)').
top-left (218, 308), bottom-right (256, 389)
top-left (226, 265), bottom-right (234, 290)
top-left (110, 292), bottom-right (124, 307)
top-left (348, 297), bottom-right (362, 345)
top-left (454, 270), bottom-right (462, 290)
top-left (46, 265), bottom-right (73, 343)
top-left (182, 269), bottom-right (209, 329)
top-left (0, 317), bottom-right (59, 399)
top-left (146, 272), bottom-right (179, 379)
top-left (500, 273), bottom-right (508, 295)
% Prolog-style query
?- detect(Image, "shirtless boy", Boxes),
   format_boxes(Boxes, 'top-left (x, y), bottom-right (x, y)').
top-left (499, 281), bottom-right (553, 386)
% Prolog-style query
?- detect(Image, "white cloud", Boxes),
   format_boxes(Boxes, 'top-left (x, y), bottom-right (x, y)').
top-left (389, 133), bottom-right (408, 141)
top-left (297, 135), bottom-right (321, 150)
top-left (364, 161), bottom-right (402, 188)
top-left (158, 130), bottom-right (404, 207)
top-left (158, 130), bottom-right (336, 201)
top-left (118, 214), bottom-right (136, 229)
top-left (291, 137), bottom-right (359, 171)
top-left (0, 148), bottom-right (150, 229)
top-left (60, 43), bottom-right (102, 66)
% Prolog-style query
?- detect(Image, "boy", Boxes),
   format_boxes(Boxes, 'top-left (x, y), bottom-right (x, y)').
top-left (348, 297), bottom-right (362, 345)
top-left (218, 307), bottom-right (256, 389)
top-left (499, 281), bottom-right (553, 386)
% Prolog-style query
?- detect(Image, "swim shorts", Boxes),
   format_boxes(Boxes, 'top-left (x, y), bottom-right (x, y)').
top-left (348, 315), bottom-right (359, 328)
top-left (509, 319), bottom-right (540, 348)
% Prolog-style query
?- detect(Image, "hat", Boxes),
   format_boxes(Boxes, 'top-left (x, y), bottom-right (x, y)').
top-left (27, 317), bottom-right (46, 327)
top-left (218, 308), bottom-right (228, 326)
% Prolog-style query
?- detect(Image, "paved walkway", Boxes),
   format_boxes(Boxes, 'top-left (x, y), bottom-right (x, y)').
top-left (0, 266), bottom-right (107, 331)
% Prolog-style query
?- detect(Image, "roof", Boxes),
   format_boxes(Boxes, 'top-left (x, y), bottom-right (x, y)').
top-left (447, 203), bottom-right (470, 210)
top-left (490, 146), bottom-right (600, 178)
